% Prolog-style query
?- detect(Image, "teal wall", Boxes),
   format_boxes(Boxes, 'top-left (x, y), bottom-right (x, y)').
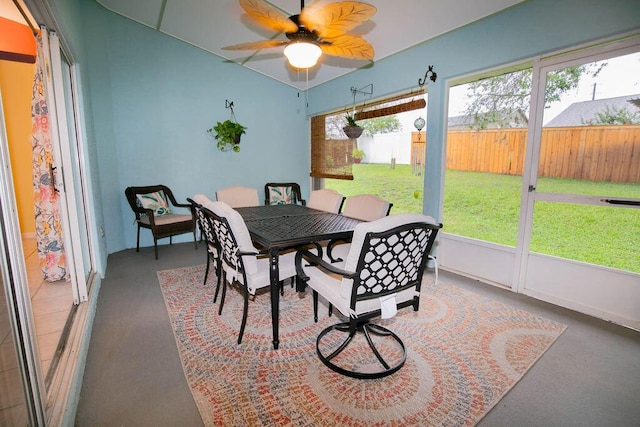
top-left (307, 0), bottom-right (640, 220)
top-left (44, 0), bottom-right (640, 261)
top-left (80, 1), bottom-right (308, 253)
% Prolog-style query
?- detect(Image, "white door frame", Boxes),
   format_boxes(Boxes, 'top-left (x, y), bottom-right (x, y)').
top-left (0, 87), bottom-right (47, 426)
top-left (41, 29), bottom-right (92, 303)
top-left (517, 36), bottom-right (640, 329)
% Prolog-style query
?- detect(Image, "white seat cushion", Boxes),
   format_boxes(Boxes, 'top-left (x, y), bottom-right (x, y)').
top-left (342, 194), bottom-right (391, 221)
top-left (216, 186), bottom-right (259, 208)
top-left (308, 189), bottom-right (344, 213)
top-left (139, 213), bottom-right (191, 225)
top-left (222, 251), bottom-right (297, 294)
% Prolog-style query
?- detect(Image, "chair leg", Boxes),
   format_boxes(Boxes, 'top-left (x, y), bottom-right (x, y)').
top-left (218, 272), bottom-right (227, 315)
top-left (193, 228), bottom-right (198, 249)
top-left (204, 254), bottom-right (211, 285)
top-left (154, 237), bottom-right (159, 260)
top-left (136, 226), bottom-right (141, 252)
top-left (213, 260), bottom-right (222, 303)
top-left (312, 290), bottom-right (319, 322)
top-left (237, 285), bottom-right (249, 344)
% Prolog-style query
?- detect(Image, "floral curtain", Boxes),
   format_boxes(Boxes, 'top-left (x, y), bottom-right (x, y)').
top-left (31, 35), bottom-right (67, 281)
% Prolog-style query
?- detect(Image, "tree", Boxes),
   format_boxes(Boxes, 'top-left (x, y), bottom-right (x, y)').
top-left (464, 63), bottom-right (606, 129)
top-left (585, 105), bottom-right (640, 125)
top-left (360, 116), bottom-right (402, 136)
top-left (325, 114), bottom-right (402, 138)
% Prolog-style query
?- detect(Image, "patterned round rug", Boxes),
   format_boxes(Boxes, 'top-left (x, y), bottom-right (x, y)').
top-left (157, 265), bottom-right (565, 426)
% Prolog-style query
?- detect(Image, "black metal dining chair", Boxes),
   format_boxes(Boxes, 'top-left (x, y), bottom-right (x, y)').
top-left (264, 182), bottom-right (306, 205)
top-left (296, 213), bottom-right (442, 379)
top-left (187, 196), bottom-right (222, 294)
top-left (205, 201), bottom-right (297, 344)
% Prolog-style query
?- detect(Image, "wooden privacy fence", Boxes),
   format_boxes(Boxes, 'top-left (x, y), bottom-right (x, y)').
top-left (442, 125), bottom-right (640, 183)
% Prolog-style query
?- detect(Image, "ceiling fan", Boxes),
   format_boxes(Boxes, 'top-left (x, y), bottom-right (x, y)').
top-left (222, 0), bottom-right (377, 69)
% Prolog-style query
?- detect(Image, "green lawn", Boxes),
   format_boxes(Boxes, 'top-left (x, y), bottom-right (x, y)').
top-left (327, 164), bottom-right (640, 273)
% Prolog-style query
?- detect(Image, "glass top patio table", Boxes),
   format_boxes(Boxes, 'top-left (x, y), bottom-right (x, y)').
top-left (235, 204), bottom-right (362, 349)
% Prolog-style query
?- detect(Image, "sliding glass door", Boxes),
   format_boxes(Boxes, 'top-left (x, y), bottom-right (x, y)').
top-left (0, 88), bottom-right (46, 427)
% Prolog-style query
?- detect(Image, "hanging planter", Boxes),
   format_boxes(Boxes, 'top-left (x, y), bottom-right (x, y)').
top-left (343, 113), bottom-right (363, 139)
top-left (208, 119), bottom-right (247, 152)
top-left (207, 100), bottom-right (247, 152)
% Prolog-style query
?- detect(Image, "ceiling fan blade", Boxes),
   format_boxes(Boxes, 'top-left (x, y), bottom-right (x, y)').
top-left (321, 34), bottom-right (374, 60)
top-left (300, 1), bottom-right (376, 39)
top-left (222, 39), bottom-right (288, 50)
top-left (239, 0), bottom-right (298, 33)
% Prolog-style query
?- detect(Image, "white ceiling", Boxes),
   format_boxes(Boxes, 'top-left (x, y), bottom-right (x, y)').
top-left (94, 1), bottom-right (524, 90)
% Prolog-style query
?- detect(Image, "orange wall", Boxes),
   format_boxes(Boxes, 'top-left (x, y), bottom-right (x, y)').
top-left (0, 59), bottom-right (36, 235)
top-left (0, 16), bottom-right (36, 63)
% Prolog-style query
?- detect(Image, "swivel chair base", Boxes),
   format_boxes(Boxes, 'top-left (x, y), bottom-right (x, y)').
top-left (316, 320), bottom-right (407, 379)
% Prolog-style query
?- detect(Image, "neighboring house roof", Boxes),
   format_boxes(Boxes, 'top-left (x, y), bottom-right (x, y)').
top-left (448, 109), bottom-right (528, 129)
top-left (545, 94), bottom-right (640, 127)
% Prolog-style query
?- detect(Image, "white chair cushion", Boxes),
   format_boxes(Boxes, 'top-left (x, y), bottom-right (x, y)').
top-left (304, 267), bottom-right (418, 317)
top-left (193, 193), bottom-right (214, 207)
top-left (342, 194), bottom-right (391, 221)
top-left (222, 251), bottom-right (297, 295)
top-left (216, 186), bottom-right (259, 208)
top-left (139, 213), bottom-right (190, 225)
top-left (308, 189), bottom-right (344, 213)
top-left (204, 200), bottom-right (259, 275)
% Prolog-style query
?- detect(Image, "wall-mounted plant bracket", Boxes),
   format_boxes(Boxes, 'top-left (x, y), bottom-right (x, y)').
top-left (418, 65), bottom-right (437, 86)
top-left (350, 83), bottom-right (374, 98)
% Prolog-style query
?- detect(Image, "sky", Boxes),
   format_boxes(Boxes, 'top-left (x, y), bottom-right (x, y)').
top-left (357, 50), bottom-right (640, 135)
top-left (447, 51), bottom-right (640, 125)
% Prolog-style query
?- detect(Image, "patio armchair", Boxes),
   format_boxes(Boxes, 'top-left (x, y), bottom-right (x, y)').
top-left (296, 213), bottom-right (442, 379)
top-left (124, 185), bottom-right (197, 260)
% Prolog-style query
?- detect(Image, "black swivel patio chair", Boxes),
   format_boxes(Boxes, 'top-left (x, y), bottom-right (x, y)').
top-left (296, 213), bottom-right (442, 379)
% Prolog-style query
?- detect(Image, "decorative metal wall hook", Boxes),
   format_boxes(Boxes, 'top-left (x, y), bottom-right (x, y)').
top-left (350, 84), bottom-right (374, 97)
top-left (225, 100), bottom-right (234, 113)
top-left (349, 84), bottom-right (374, 115)
top-left (418, 65), bottom-right (437, 86)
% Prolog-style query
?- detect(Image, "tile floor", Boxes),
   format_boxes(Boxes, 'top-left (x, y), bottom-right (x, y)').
top-left (22, 237), bottom-right (73, 375)
top-left (0, 238), bottom-right (73, 423)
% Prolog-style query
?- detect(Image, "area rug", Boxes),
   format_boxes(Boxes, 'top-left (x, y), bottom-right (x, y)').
top-left (157, 265), bottom-right (566, 426)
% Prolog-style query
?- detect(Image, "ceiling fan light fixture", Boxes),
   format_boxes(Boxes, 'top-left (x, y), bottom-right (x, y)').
top-left (284, 41), bottom-right (322, 69)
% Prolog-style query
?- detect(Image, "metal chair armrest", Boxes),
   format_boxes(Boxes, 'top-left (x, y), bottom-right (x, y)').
top-left (295, 248), bottom-right (356, 280)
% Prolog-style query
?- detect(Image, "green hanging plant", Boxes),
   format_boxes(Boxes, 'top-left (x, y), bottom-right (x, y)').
top-left (207, 119), bottom-right (247, 152)
top-left (343, 113), bottom-right (363, 139)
